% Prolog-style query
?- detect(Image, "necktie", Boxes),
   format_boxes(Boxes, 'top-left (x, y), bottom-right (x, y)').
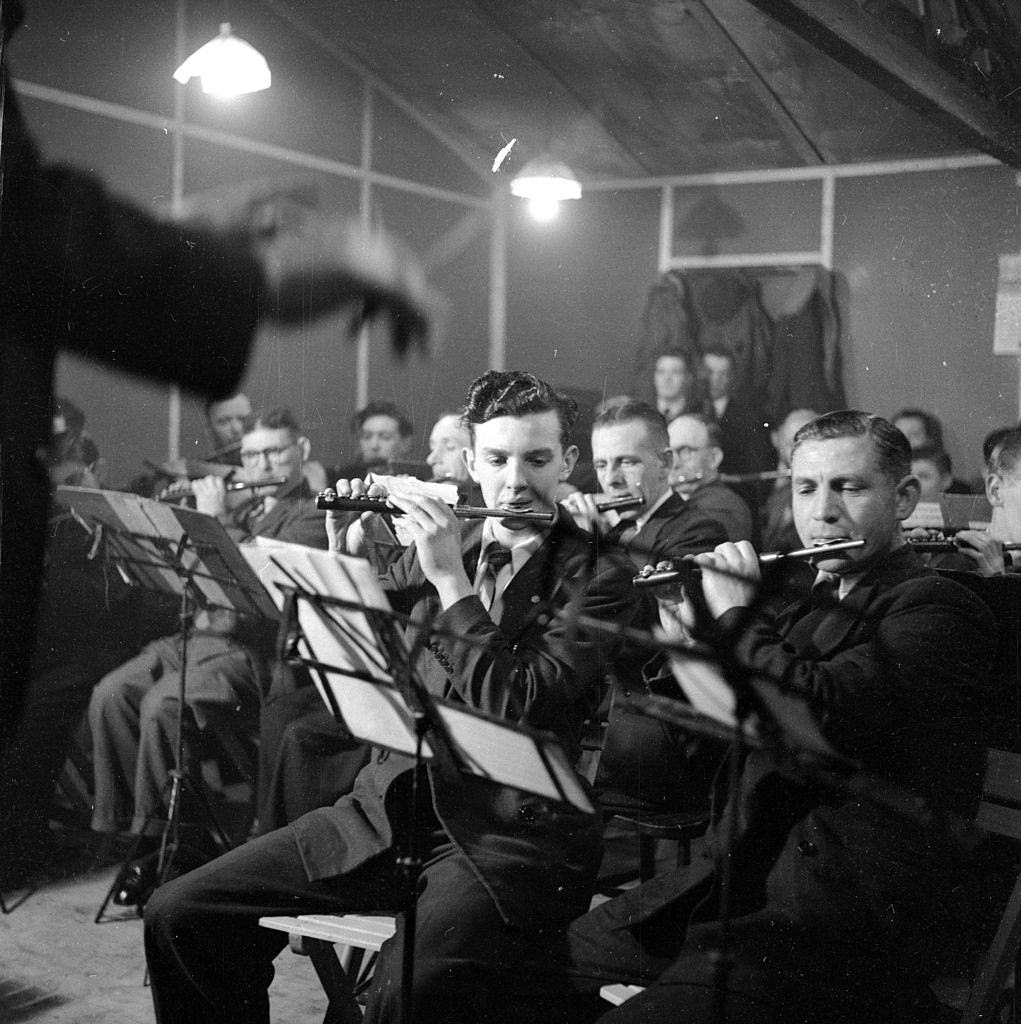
top-left (604, 519), bottom-right (637, 547)
top-left (810, 572), bottom-right (840, 609)
top-left (477, 545), bottom-right (513, 613)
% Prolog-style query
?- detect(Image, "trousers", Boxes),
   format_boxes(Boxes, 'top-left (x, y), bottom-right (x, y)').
top-left (144, 821), bottom-right (581, 1024)
top-left (88, 633), bottom-right (258, 835)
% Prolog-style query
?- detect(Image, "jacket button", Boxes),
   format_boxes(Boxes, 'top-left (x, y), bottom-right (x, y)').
top-left (797, 839), bottom-right (818, 857)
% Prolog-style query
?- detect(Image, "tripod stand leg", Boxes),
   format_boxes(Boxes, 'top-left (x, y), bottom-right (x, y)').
top-left (95, 828), bottom-right (153, 923)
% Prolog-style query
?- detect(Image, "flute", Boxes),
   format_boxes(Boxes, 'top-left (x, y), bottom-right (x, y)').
top-left (159, 477), bottom-right (287, 500)
top-left (905, 537), bottom-right (1021, 553)
top-left (632, 539), bottom-right (866, 588)
top-left (589, 494), bottom-right (644, 513)
top-left (315, 491), bottom-right (554, 523)
top-left (718, 469), bottom-right (791, 484)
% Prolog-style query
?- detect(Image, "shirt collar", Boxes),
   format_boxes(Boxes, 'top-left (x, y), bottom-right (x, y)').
top-left (633, 488), bottom-right (673, 533)
top-left (477, 516), bottom-right (544, 576)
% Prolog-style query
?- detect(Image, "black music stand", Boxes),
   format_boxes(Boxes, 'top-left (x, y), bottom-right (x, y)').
top-left (53, 488), bottom-right (279, 923)
top-left (246, 541), bottom-right (594, 1024)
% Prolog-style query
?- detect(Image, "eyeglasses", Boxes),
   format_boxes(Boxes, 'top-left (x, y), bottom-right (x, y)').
top-left (672, 445), bottom-right (708, 459)
top-left (239, 443), bottom-right (296, 465)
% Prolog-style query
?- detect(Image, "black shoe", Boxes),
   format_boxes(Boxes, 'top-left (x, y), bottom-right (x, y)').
top-left (112, 851), bottom-right (159, 910)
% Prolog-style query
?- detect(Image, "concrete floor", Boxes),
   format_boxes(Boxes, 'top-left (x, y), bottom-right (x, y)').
top-left (0, 834), bottom-right (328, 1024)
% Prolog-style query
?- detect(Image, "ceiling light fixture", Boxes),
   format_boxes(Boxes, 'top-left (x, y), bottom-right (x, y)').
top-left (173, 22), bottom-right (271, 98)
top-left (510, 156), bottom-right (582, 222)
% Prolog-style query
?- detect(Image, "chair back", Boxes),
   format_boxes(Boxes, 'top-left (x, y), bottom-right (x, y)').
top-left (963, 747), bottom-right (1021, 1024)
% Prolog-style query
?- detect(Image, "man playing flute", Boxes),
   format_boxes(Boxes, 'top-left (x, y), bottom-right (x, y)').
top-left (143, 369), bottom-right (634, 1024)
top-left (532, 409), bottom-right (1000, 1024)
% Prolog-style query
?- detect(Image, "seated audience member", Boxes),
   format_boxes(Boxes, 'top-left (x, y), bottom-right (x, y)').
top-left (563, 401), bottom-right (727, 817)
top-left (144, 370), bottom-right (635, 1024)
top-left (87, 408), bottom-right (327, 908)
top-left (203, 393), bottom-right (252, 462)
top-left (760, 407), bottom-right (818, 552)
top-left (653, 348), bottom-right (707, 423)
top-left (892, 405), bottom-right (945, 452)
top-left (534, 410), bottom-right (999, 1024)
top-left (911, 443), bottom-right (956, 503)
top-left (667, 412), bottom-right (753, 542)
top-left (334, 400), bottom-right (414, 479)
top-left (701, 345), bottom-right (774, 487)
top-left (893, 406), bottom-right (970, 493)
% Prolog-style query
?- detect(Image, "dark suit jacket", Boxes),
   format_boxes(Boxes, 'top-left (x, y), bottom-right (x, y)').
top-left (683, 480), bottom-right (753, 542)
top-left (0, 40), bottom-right (262, 746)
top-left (600, 546), bottom-right (998, 1013)
top-left (618, 491), bottom-right (727, 572)
top-left (291, 509), bottom-right (634, 929)
top-left (596, 493), bottom-right (728, 810)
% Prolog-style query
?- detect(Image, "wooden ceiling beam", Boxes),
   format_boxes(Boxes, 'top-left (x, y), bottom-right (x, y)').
top-left (743, 0), bottom-right (1021, 168)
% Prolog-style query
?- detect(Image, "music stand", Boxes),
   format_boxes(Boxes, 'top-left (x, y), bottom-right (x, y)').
top-left (53, 488), bottom-right (279, 922)
top-left (241, 541), bottom-right (594, 1024)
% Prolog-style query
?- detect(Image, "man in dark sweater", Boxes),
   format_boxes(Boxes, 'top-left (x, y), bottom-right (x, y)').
top-left (535, 410), bottom-right (999, 1024)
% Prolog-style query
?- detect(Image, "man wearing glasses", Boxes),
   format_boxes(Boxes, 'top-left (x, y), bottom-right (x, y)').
top-left (87, 408), bottom-right (327, 909)
top-left (668, 412), bottom-right (753, 543)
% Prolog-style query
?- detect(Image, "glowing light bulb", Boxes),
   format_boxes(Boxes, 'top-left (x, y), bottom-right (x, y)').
top-left (528, 196), bottom-right (561, 222)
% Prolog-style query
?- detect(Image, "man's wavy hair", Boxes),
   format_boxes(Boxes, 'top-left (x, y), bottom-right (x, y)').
top-left (791, 410), bottom-right (911, 484)
top-left (462, 371), bottom-right (578, 450)
top-left (593, 399), bottom-right (670, 451)
top-left (988, 427), bottom-right (1021, 478)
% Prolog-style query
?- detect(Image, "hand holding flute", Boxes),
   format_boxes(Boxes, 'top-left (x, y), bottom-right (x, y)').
top-left (327, 475), bottom-right (475, 607)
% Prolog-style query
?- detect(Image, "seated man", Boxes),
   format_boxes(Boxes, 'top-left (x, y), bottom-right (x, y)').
top-left (537, 410), bottom-right (998, 1024)
top-left (202, 392), bottom-right (252, 463)
top-left (652, 347), bottom-right (707, 423)
top-left (911, 443), bottom-right (957, 503)
top-left (760, 407), bottom-right (818, 553)
top-left (701, 346), bottom-right (774, 488)
top-left (893, 406), bottom-right (970, 493)
top-left (668, 412), bottom-right (754, 542)
top-left (255, 409), bottom-right (478, 835)
top-left (144, 370), bottom-right (634, 1024)
top-left (564, 400), bottom-right (726, 567)
top-left (951, 425), bottom-right (1021, 576)
top-left (87, 408), bottom-right (326, 905)
top-left (334, 400), bottom-right (414, 479)
top-left (562, 401), bottom-right (727, 815)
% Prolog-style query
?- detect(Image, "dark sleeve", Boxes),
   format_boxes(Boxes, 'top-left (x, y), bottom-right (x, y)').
top-left (282, 509), bottom-right (331, 550)
top-left (718, 577), bottom-right (997, 761)
top-left (428, 553), bottom-right (634, 740)
top-left (0, 76), bottom-right (262, 397)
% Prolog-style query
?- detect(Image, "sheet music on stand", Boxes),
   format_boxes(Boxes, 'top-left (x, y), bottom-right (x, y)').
top-left (53, 487), bottom-right (278, 621)
top-left (241, 539), bottom-right (594, 815)
top-left (667, 647), bottom-right (839, 761)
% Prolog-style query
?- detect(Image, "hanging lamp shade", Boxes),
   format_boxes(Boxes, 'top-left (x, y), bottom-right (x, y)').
top-left (509, 156), bottom-right (582, 202)
top-left (510, 155), bottom-right (582, 222)
top-left (173, 23), bottom-right (271, 97)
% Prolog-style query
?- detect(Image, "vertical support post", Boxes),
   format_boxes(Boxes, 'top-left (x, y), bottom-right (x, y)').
top-left (355, 80), bottom-right (374, 409)
top-left (820, 172), bottom-right (835, 270)
top-left (167, 0), bottom-right (187, 461)
top-left (658, 185), bottom-right (674, 273)
top-left (488, 188), bottom-right (508, 371)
